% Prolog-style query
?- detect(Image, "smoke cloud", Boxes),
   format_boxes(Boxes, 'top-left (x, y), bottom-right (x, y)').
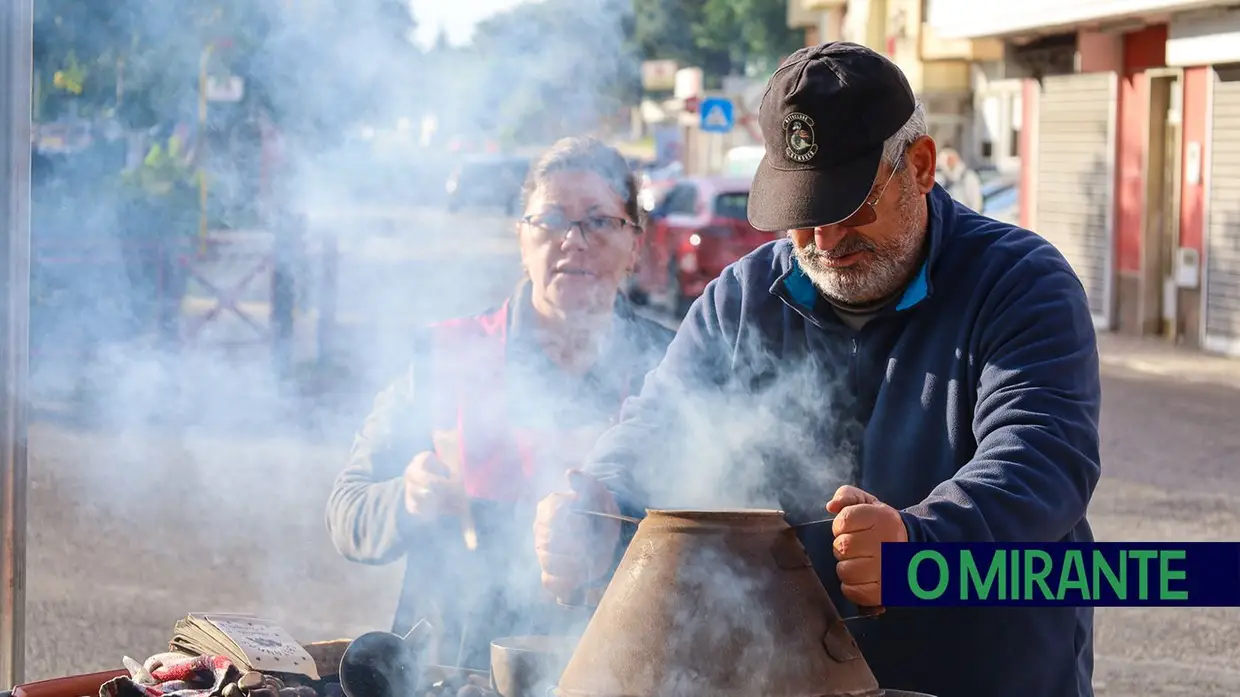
top-left (30, 0), bottom-right (860, 689)
top-left (28, 0), bottom-right (645, 674)
top-left (606, 314), bottom-right (859, 520)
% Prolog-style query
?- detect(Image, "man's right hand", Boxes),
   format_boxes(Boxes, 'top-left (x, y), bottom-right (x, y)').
top-left (534, 469), bottom-right (621, 603)
top-left (403, 450), bottom-right (462, 519)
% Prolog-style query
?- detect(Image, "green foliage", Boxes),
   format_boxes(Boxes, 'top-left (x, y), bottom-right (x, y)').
top-left (632, 0), bottom-right (803, 85)
top-left (33, 0), bottom-right (419, 135)
top-left (450, 0), bottom-right (640, 144)
top-left (32, 0), bottom-right (795, 164)
top-left (122, 134), bottom-right (201, 198)
top-left (247, 0), bottom-right (420, 143)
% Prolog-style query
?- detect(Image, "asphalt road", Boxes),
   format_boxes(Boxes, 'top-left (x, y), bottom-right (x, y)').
top-left (18, 206), bottom-right (1240, 695)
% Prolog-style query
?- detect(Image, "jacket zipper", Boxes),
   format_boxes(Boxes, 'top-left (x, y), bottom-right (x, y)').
top-left (848, 333), bottom-right (863, 488)
top-left (849, 335), bottom-right (860, 394)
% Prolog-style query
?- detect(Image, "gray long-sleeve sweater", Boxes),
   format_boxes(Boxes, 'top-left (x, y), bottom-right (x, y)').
top-left (324, 285), bottom-right (675, 667)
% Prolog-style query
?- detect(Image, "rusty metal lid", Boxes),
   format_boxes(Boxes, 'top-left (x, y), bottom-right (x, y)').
top-left (556, 509), bottom-right (883, 697)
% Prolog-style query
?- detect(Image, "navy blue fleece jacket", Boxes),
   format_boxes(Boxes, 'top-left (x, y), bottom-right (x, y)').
top-left (581, 184), bottom-right (1102, 697)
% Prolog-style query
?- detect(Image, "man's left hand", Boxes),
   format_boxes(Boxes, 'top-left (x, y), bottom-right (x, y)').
top-left (827, 485), bottom-right (909, 608)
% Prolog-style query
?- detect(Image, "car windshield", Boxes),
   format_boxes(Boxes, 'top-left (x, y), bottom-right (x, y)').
top-left (713, 192), bottom-right (749, 220)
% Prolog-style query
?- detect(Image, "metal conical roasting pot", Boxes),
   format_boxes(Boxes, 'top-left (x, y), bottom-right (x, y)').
top-left (555, 509), bottom-right (884, 697)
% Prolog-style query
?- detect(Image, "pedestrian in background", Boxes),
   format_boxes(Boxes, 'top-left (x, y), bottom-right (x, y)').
top-left (936, 146), bottom-right (983, 211)
top-left (326, 136), bottom-right (674, 669)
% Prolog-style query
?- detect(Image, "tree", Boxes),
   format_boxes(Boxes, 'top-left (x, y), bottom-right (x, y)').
top-left (33, 1), bottom-right (134, 120)
top-left (247, 0), bottom-right (421, 144)
top-left (631, 0), bottom-right (729, 80)
top-left (697, 0), bottom-right (804, 76)
top-left (33, 0), bottom-right (419, 134)
top-left (631, 0), bottom-right (803, 85)
top-left (466, 0), bottom-right (640, 144)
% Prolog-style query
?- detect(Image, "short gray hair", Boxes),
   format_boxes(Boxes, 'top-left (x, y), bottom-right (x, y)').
top-left (882, 100), bottom-right (928, 166)
top-left (520, 136), bottom-right (642, 224)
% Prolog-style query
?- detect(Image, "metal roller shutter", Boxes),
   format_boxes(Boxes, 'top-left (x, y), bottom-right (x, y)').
top-left (1204, 69), bottom-right (1240, 355)
top-left (1034, 72), bottom-right (1118, 329)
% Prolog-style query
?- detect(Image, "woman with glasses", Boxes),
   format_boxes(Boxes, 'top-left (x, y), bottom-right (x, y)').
top-left (326, 136), bottom-right (675, 670)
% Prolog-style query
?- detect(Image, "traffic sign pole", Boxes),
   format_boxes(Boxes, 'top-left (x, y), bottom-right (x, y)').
top-left (698, 98), bottom-right (735, 175)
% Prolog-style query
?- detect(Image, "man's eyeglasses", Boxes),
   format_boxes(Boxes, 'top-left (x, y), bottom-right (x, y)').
top-left (832, 155), bottom-right (905, 229)
top-left (521, 213), bottom-right (637, 245)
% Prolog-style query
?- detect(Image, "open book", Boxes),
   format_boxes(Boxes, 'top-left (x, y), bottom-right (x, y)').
top-left (170, 613), bottom-right (322, 680)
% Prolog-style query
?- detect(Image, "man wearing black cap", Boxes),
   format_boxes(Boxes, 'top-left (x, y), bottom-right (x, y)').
top-left (534, 42), bottom-right (1100, 697)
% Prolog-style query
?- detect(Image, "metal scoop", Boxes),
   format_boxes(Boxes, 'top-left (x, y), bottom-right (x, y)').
top-left (573, 510), bottom-right (838, 529)
top-left (338, 619), bottom-right (435, 697)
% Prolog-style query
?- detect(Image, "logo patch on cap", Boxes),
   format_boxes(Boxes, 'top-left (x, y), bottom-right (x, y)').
top-left (783, 112), bottom-right (818, 163)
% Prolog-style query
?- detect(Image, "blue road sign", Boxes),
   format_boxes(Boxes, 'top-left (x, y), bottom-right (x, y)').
top-left (699, 97), bottom-right (734, 134)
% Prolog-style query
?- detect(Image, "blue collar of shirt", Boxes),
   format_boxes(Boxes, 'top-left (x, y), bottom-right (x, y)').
top-left (782, 257), bottom-right (929, 312)
top-left (774, 183), bottom-right (952, 317)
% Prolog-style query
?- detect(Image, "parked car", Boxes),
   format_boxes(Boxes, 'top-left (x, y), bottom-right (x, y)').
top-left (637, 160), bottom-right (684, 212)
top-left (445, 154), bottom-right (531, 215)
top-left (627, 177), bottom-right (779, 316)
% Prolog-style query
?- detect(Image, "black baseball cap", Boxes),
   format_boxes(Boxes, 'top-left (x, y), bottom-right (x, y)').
top-left (747, 42), bottom-right (917, 232)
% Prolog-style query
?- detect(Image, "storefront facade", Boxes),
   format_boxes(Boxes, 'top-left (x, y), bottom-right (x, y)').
top-left (927, 0), bottom-right (1226, 351)
top-left (789, 0), bottom-right (1001, 156)
top-left (1166, 7), bottom-right (1240, 355)
top-left (1028, 70), bottom-right (1120, 329)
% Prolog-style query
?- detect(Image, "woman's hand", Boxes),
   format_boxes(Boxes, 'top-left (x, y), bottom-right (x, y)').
top-left (403, 450), bottom-right (465, 519)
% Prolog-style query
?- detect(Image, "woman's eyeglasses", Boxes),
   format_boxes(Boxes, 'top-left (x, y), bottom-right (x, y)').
top-left (522, 213), bottom-right (637, 245)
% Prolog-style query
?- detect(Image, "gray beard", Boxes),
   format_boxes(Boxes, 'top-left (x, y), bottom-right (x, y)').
top-left (792, 177), bottom-right (927, 306)
top-left (794, 236), bottom-right (923, 307)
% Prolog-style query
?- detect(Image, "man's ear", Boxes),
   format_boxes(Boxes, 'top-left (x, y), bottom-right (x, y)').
top-left (905, 135), bottom-right (938, 194)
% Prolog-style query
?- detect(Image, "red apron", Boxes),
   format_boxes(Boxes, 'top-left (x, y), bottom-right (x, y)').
top-left (428, 300), bottom-right (631, 503)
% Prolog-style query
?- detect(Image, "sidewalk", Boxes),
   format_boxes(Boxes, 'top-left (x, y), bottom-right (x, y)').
top-left (1097, 333), bottom-right (1240, 390)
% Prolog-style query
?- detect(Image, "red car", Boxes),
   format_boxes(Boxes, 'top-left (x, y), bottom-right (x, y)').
top-left (627, 177), bottom-right (779, 316)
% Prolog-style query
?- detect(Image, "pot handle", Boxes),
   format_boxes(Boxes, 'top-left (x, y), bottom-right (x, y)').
top-left (771, 531), bottom-right (886, 619)
top-left (822, 603), bottom-right (885, 663)
top-left (785, 518), bottom-right (887, 620)
top-left (571, 509), bottom-right (642, 525)
top-left (842, 605), bottom-right (885, 620)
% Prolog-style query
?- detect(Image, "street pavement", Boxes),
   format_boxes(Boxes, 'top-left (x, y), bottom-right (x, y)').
top-left (29, 203), bottom-right (524, 432)
top-left (16, 206), bottom-right (1240, 694)
top-left (1088, 352), bottom-right (1240, 695)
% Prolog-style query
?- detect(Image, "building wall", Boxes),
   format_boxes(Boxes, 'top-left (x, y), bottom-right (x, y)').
top-left (923, 61), bottom-right (972, 92)
top-left (925, 0), bottom-right (1217, 41)
top-left (1118, 25), bottom-right (1168, 275)
top-left (1078, 30), bottom-right (1122, 71)
top-left (1180, 65), bottom-right (1208, 254)
top-left (1019, 79), bottom-right (1037, 230)
top-left (1108, 24), bottom-right (1166, 332)
top-left (886, 0), bottom-right (923, 84)
top-left (1175, 64), bottom-right (1209, 343)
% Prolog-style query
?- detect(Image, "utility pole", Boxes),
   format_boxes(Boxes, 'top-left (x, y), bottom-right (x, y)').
top-left (0, 0), bottom-right (33, 689)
